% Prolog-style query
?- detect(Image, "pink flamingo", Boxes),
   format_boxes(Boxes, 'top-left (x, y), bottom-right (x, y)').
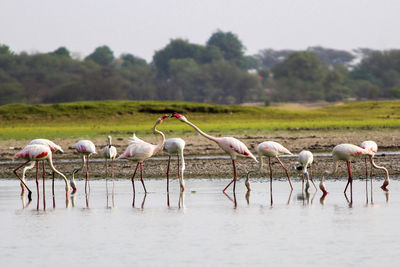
top-left (164, 138), bottom-right (186, 192)
top-left (360, 140), bottom-right (390, 191)
top-left (13, 144), bottom-right (70, 204)
top-left (103, 136), bottom-right (117, 206)
top-left (71, 140), bottom-right (97, 194)
top-left (171, 113), bottom-right (257, 193)
top-left (21, 139), bottom-right (64, 199)
top-left (324, 144), bottom-right (374, 202)
top-left (246, 141), bottom-right (293, 192)
top-left (118, 115), bottom-right (168, 194)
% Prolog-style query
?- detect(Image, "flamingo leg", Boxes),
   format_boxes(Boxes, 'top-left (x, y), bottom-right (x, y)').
top-left (346, 161), bottom-right (353, 203)
top-left (42, 161), bottom-right (46, 210)
top-left (269, 157), bottom-right (273, 205)
top-left (131, 162), bottom-right (140, 194)
top-left (365, 157), bottom-right (369, 203)
top-left (177, 155), bottom-right (180, 179)
top-left (309, 167), bottom-right (317, 189)
top-left (21, 161), bottom-right (35, 194)
top-left (301, 172), bottom-right (304, 192)
top-left (140, 162), bottom-right (147, 193)
top-left (222, 159), bottom-right (237, 193)
top-left (111, 159), bottom-right (115, 207)
top-left (166, 155), bottom-right (171, 193)
top-left (276, 156), bottom-right (293, 190)
top-left (52, 171), bottom-right (55, 208)
top-left (14, 160), bottom-right (33, 199)
top-left (36, 162), bottom-right (39, 210)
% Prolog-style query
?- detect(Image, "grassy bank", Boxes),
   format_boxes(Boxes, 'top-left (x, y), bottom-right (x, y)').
top-left (0, 100), bottom-right (399, 140)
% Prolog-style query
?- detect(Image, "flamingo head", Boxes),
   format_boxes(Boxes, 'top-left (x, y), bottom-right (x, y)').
top-left (381, 179), bottom-right (389, 191)
top-left (171, 113), bottom-right (188, 122)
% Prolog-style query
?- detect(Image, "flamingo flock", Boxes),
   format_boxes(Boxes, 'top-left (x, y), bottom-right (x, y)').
top-left (11, 113), bottom-right (391, 207)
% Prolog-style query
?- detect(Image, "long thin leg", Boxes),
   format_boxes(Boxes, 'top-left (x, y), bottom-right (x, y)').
top-left (177, 155), bottom-right (180, 179)
top-left (36, 162), bottom-right (39, 210)
top-left (21, 161), bottom-right (35, 194)
top-left (14, 160), bottom-right (33, 201)
top-left (365, 158), bottom-right (369, 203)
top-left (131, 162), bottom-right (140, 194)
top-left (111, 159), bottom-right (115, 207)
top-left (222, 160), bottom-right (237, 192)
top-left (105, 158), bottom-right (109, 207)
top-left (52, 171), bottom-right (55, 208)
top-left (166, 155), bottom-right (171, 193)
top-left (269, 157), bottom-right (273, 205)
top-left (309, 167), bottom-right (317, 189)
top-left (301, 172), bottom-right (304, 192)
top-left (346, 161), bottom-right (353, 203)
top-left (42, 161), bottom-right (46, 210)
top-left (276, 157), bottom-right (293, 190)
top-left (140, 162), bottom-right (147, 193)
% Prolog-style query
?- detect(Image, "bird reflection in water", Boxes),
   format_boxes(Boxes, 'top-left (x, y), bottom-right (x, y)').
top-left (106, 179), bottom-right (115, 208)
top-left (223, 191), bottom-right (237, 208)
top-left (132, 193), bottom-right (147, 209)
top-left (166, 191), bottom-right (185, 208)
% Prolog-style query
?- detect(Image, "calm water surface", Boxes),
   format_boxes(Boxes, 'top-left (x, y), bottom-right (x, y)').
top-left (1, 177), bottom-right (400, 266)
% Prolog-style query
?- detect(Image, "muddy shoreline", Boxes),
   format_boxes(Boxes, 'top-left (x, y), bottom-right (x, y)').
top-left (1, 131), bottom-right (399, 180)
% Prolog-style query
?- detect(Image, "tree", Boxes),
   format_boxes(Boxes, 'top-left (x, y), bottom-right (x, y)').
top-left (52, 47), bottom-right (71, 58)
top-left (308, 46), bottom-right (355, 66)
top-left (206, 30), bottom-right (246, 68)
top-left (85, 45), bottom-right (114, 66)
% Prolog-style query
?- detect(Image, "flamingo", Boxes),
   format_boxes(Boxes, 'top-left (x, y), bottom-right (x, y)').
top-left (118, 115), bottom-right (168, 194)
top-left (71, 140), bottom-right (97, 194)
top-left (297, 150), bottom-right (316, 191)
top-left (324, 144), bottom-right (374, 202)
top-left (171, 113), bottom-right (257, 193)
top-left (103, 135), bottom-right (118, 178)
top-left (360, 140), bottom-right (390, 191)
top-left (319, 175), bottom-right (328, 196)
top-left (246, 141), bottom-right (293, 192)
top-left (13, 144), bottom-right (70, 204)
top-left (164, 138), bottom-right (186, 192)
top-left (21, 139), bottom-right (64, 198)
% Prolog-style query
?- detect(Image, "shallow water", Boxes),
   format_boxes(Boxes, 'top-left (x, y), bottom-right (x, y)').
top-left (1, 177), bottom-right (400, 266)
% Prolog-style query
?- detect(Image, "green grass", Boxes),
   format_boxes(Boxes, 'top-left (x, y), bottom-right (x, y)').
top-left (0, 100), bottom-right (399, 140)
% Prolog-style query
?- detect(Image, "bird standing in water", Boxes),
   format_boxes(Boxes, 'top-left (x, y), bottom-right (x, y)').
top-left (119, 115), bottom-right (168, 194)
top-left (171, 113), bottom-right (257, 193)
top-left (164, 138), bottom-right (186, 192)
top-left (71, 140), bottom-right (97, 194)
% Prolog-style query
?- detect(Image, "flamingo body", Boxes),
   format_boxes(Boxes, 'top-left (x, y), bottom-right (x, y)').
top-left (71, 140), bottom-right (97, 194)
top-left (298, 150), bottom-right (316, 191)
top-left (103, 136), bottom-right (117, 160)
top-left (332, 144), bottom-right (370, 161)
top-left (76, 140), bottom-right (96, 155)
top-left (29, 139), bottom-right (64, 153)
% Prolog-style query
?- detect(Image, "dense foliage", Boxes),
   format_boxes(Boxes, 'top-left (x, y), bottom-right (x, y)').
top-left (1, 30), bottom-right (400, 105)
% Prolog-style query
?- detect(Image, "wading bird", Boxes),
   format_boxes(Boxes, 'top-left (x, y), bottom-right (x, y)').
top-left (297, 150), bottom-right (316, 191)
top-left (21, 139), bottom-right (64, 198)
top-left (360, 140), bottom-right (390, 191)
top-left (71, 140), bottom-right (97, 194)
top-left (172, 113), bottom-right (257, 193)
top-left (103, 136), bottom-right (118, 179)
top-left (118, 115), bottom-right (168, 194)
top-left (324, 144), bottom-right (373, 202)
top-left (246, 141), bottom-right (293, 192)
top-left (13, 144), bottom-right (70, 204)
top-left (164, 138), bottom-right (186, 192)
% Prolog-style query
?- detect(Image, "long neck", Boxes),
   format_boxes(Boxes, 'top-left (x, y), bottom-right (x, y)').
top-left (246, 155), bottom-right (264, 182)
top-left (153, 124), bottom-right (166, 155)
top-left (184, 120), bottom-right (219, 143)
top-left (178, 149), bottom-right (185, 177)
top-left (47, 155), bottom-right (70, 191)
top-left (325, 159), bottom-right (338, 175)
top-left (370, 156), bottom-right (389, 182)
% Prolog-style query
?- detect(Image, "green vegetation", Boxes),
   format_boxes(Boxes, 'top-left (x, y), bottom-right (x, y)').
top-left (0, 100), bottom-right (399, 140)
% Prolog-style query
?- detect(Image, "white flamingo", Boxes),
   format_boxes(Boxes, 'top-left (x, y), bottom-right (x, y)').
top-left (21, 139), bottom-right (64, 198)
top-left (360, 140), bottom-right (390, 191)
top-left (118, 115), bottom-right (168, 193)
top-left (71, 140), bottom-right (97, 194)
top-left (103, 136), bottom-right (117, 179)
top-left (324, 144), bottom-right (374, 202)
top-left (297, 150), bottom-right (316, 191)
top-left (13, 144), bottom-right (70, 204)
top-left (164, 138), bottom-right (186, 192)
top-left (246, 141), bottom-right (293, 192)
top-left (172, 113), bottom-right (257, 193)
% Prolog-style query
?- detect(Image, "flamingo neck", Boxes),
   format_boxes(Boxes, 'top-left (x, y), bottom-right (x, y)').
top-left (183, 120), bottom-right (219, 143)
top-left (153, 124), bottom-right (166, 155)
top-left (246, 155), bottom-right (264, 186)
top-left (369, 156), bottom-right (389, 183)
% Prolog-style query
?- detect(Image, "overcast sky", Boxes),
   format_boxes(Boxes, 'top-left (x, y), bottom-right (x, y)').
top-left (1, 0), bottom-right (400, 62)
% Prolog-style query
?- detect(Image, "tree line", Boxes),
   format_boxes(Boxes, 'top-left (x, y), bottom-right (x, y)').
top-left (1, 30), bottom-right (400, 106)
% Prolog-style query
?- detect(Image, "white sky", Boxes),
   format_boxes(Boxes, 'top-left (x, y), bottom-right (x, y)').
top-left (1, 0), bottom-right (400, 62)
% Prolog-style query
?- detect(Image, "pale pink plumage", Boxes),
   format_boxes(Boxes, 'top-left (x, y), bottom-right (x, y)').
top-left (71, 140), bottom-right (97, 194)
top-left (29, 138), bottom-right (64, 153)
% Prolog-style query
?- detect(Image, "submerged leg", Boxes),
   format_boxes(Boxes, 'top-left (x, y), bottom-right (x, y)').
top-left (346, 161), bottom-right (353, 203)
top-left (166, 155), bottom-right (171, 193)
top-left (140, 162), bottom-right (147, 193)
top-left (36, 162), bottom-right (39, 209)
top-left (131, 162), bottom-right (140, 194)
top-left (42, 161), bottom-right (46, 210)
top-left (222, 159), bottom-right (237, 193)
